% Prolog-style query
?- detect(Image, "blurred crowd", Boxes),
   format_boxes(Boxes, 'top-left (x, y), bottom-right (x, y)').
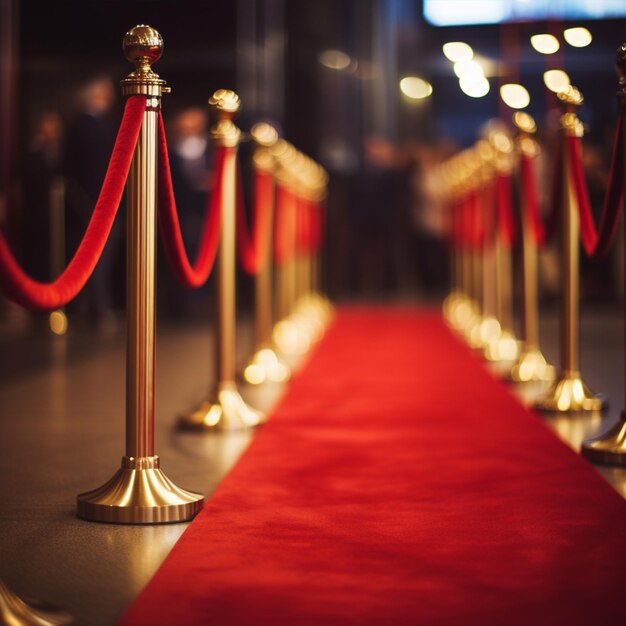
top-left (0, 74), bottom-right (622, 335)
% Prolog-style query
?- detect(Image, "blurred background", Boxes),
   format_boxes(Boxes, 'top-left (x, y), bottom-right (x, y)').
top-left (1, 0), bottom-right (626, 332)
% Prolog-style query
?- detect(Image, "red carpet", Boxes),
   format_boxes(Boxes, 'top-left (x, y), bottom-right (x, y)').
top-left (118, 308), bottom-right (626, 626)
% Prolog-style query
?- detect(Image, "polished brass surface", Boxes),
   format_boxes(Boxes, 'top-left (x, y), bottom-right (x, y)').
top-left (242, 130), bottom-right (292, 386)
top-left (582, 412), bottom-right (626, 465)
top-left (0, 580), bottom-right (72, 626)
top-left (533, 372), bottom-right (603, 412)
top-left (77, 26), bottom-right (204, 523)
top-left (581, 51), bottom-right (626, 460)
top-left (77, 456), bottom-right (204, 524)
top-left (179, 90), bottom-right (264, 430)
top-left (511, 348), bottom-right (555, 383)
top-left (178, 383), bottom-right (264, 431)
top-left (243, 347), bottom-right (291, 385)
top-left (511, 117), bottom-right (554, 382)
top-left (534, 88), bottom-right (603, 412)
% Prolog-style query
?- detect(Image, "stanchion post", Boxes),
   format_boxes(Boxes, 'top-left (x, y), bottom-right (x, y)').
top-left (178, 90), bottom-right (264, 429)
top-left (77, 26), bottom-right (204, 523)
top-left (510, 112), bottom-right (555, 382)
top-left (534, 86), bottom-right (604, 413)
top-left (582, 45), bottom-right (626, 462)
top-left (243, 124), bottom-right (291, 385)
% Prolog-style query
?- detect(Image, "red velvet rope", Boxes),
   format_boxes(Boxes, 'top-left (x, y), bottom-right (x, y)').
top-left (480, 180), bottom-right (497, 250)
top-left (496, 172), bottom-right (516, 248)
top-left (308, 199), bottom-right (324, 253)
top-left (274, 184), bottom-right (296, 265)
top-left (236, 166), bottom-right (274, 275)
top-left (519, 153), bottom-right (546, 245)
top-left (567, 116), bottom-right (624, 259)
top-left (296, 196), bottom-right (311, 253)
top-left (472, 192), bottom-right (483, 248)
top-left (156, 113), bottom-right (224, 288)
top-left (0, 96), bottom-right (146, 310)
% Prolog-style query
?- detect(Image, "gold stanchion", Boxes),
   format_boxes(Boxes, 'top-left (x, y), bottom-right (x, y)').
top-left (0, 579), bottom-right (71, 626)
top-left (582, 47), bottom-right (626, 462)
top-left (77, 26), bottom-right (204, 523)
top-left (533, 86), bottom-right (604, 413)
top-left (243, 124), bottom-right (290, 386)
top-left (469, 142), bottom-right (502, 350)
top-left (179, 90), bottom-right (264, 429)
top-left (510, 112), bottom-right (555, 382)
top-left (483, 131), bottom-right (519, 365)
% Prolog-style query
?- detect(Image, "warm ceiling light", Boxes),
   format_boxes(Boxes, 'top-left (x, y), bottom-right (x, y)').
top-left (459, 75), bottom-right (490, 98)
top-left (543, 69), bottom-right (571, 93)
top-left (318, 49), bottom-right (351, 71)
top-left (453, 60), bottom-right (484, 79)
top-left (399, 76), bottom-right (433, 100)
top-left (442, 42), bottom-right (473, 63)
top-left (500, 83), bottom-right (530, 109)
top-left (530, 34), bottom-right (560, 54)
top-left (564, 27), bottom-right (592, 48)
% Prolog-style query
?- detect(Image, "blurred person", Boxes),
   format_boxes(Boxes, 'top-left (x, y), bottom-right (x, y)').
top-left (350, 136), bottom-right (397, 295)
top-left (21, 111), bottom-right (63, 282)
top-left (408, 145), bottom-right (450, 296)
top-left (64, 75), bottom-right (120, 331)
top-left (161, 106), bottom-right (211, 318)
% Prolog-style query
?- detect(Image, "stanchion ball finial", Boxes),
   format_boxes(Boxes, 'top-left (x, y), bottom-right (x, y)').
top-left (616, 43), bottom-right (626, 87)
top-left (209, 90), bottom-right (241, 119)
top-left (557, 84), bottom-right (583, 107)
top-left (512, 111), bottom-right (536, 134)
top-left (123, 25), bottom-right (163, 68)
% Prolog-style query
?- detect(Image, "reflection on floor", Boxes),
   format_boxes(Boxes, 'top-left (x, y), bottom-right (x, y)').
top-left (0, 303), bottom-right (624, 626)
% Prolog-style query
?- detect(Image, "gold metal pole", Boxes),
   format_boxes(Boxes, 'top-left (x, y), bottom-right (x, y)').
top-left (179, 90), bottom-right (264, 429)
top-left (510, 112), bottom-right (554, 382)
top-left (77, 26), bottom-right (204, 523)
top-left (534, 86), bottom-right (604, 413)
top-left (243, 125), bottom-right (290, 386)
top-left (0, 579), bottom-right (71, 626)
top-left (484, 132), bottom-right (519, 364)
top-left (582, 46), bottom-right (626, 461)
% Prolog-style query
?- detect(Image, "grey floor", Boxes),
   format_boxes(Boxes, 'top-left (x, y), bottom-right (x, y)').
top-left (1, 301), bottom-right (625, 626)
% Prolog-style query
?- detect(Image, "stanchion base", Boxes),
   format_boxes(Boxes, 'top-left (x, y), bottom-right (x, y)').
top-left (581, 413), bottom-right (626, 466)
top-left (243, 348), bottom-right (291, 385)
top-left (533, 373), bottom-right (605, 413)
top-left (467, 315), bottom-right (501, 350)
top-left (178, 384), bottom-right (265, 431)
top-left (510, 347), bottom-right (555, 383)
top-left (484, 329), bottom-right (519, 363)
top-left (0, 580), bottom-right (72, 626)
top-left (77, 456), bottom-right (204, 524)
top-left (442, 292), bottom-right (461, 327)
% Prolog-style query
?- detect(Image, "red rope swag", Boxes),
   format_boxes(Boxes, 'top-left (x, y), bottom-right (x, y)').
top-left (236, 166), bottom-right (274, 275)
top-left (274, 184), bottom-right (297, 265)
top-left (567, 115), bottom-right (624, 259)
top-left (496, 172), bottom-right (516, 247)
top-left (0, 95), bottom-right (146, 310)
top-left (156, 113), bottom-right (224, 288)
top-left (519, 152), bottom-right (546, 245)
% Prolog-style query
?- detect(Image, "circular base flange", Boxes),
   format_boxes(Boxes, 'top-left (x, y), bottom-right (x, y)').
top-left (0, 580), bottom-right (72, 626)
top-left (484, 329), bottom-right (519, 363)
top-left (242, 348), bottom-right (291, 386)
top-left (77, 456), bottom-right (204, 524)
top-left (581, 414), bottom-right (626, 466)
top-left (533, 373), bottom-right (605, 413)
top-left (178, 384), bottom-right (265, 431)
top-left (510, 347), bottom-right (555, 383)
